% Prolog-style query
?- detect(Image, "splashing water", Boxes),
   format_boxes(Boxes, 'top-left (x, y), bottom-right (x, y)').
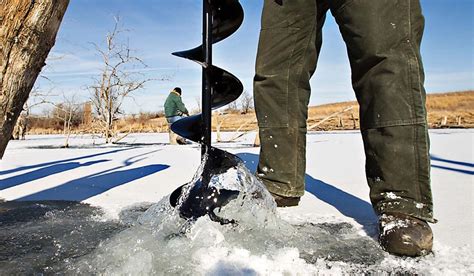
top-left (66, 164), bottom-right (387, 274)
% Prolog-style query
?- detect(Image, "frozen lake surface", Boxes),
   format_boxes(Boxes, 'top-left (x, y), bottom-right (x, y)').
top-left (1, 130), bottom-right (472, 274)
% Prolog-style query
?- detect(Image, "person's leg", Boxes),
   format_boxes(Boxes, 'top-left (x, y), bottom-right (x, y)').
top-left (254, 0), bottom-right (328, 201)
top-left (168, 129), bottom-right (178, 145)
top-left (330, 0), bottom-right (434, 256)
top-left (330, 0), bottom-right (434, 223)
top-left (167, 116), bottom-right (181, 145)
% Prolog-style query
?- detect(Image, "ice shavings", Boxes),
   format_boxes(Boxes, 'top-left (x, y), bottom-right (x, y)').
top-left (378, 244), bottom-right (474, 275)
top-left (380, 216), bottom-right (409, 236)
top-left (416, 202), bottom-right (425, 209)
top-left (385, 192), bottom-right (401, 200)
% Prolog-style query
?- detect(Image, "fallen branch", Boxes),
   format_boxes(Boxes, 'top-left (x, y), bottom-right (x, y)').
top-left (113, 125), bottom-right (133, 144)
top-left (221, 119), bottom-right (257, 142)
top-left (308, 106), bottom-right (354, 131)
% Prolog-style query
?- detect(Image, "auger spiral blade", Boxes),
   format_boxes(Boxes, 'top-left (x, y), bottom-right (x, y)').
top-left (168, 0), bottom-right (246, 224)
top-left (171, 0), bottom-right (244, 64)
top-left (169, 147), bottom-right (241, 225)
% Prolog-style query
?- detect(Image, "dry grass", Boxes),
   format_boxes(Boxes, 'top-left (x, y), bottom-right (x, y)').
top-left (27, 91), bottom-right (474, 135)
top-left (210, 90), bottom-right (474, 131)
top-left (426, 91), bottom-right (474, 128)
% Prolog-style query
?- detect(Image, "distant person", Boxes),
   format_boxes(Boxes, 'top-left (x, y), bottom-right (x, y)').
top-left (253, 0), bottom-right (435, 257)
top-left (164, 87), bottom-right (189, 145)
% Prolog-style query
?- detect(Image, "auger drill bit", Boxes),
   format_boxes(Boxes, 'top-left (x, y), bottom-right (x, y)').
top-left (169, 0), bottom-right (245, 224)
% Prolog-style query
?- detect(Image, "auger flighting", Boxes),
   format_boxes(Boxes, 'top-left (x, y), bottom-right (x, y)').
top-left (169, 0), bottom-right (245, 224)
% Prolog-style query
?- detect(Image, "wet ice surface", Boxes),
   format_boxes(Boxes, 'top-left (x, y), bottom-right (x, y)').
top-left (0, 200), bottom-right (125, 275)
top-left (1, 162), bottom-right (473, 274)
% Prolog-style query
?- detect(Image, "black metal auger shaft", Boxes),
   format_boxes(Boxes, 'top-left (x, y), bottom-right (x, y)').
top-left (202, 0), bottom-right (213, 156)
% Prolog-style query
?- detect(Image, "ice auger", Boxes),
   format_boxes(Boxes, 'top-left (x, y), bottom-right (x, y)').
top-left (169, 0), bottom-right (245, 224)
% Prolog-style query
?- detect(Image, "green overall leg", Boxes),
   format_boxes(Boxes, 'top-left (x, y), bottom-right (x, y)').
top-left (254, 0), bottom-right (328, 197)
top-left (329, 0), bottom-right (435, 222)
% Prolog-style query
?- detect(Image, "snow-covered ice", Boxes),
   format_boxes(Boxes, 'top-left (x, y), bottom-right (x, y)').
top-left (0, 129), bottom-right (473, 274)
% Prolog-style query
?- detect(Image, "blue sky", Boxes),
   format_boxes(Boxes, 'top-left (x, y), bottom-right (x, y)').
top-left (37, 0), bottom-right (473, 114)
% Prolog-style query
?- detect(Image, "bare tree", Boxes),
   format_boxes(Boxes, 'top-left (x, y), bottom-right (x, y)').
top-left (225, 100), bottom-right (239, 114)
top-left (50, 94), bottom-right (82, 148)
top-left (0, 0), bottom-right (69, 158)
top-left (239, 90), bottom-right (253, 114)
top-left (90, 16), bottom-right (152, 143)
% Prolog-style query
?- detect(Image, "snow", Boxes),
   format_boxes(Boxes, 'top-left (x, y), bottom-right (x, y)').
top-left (1, 129), bottom-right (473, 274)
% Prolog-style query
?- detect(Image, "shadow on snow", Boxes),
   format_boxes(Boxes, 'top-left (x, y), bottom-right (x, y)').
top-left (236, 153), bottom-right (377, 235)
top-left (16, 164), bottom-right (169, 202)
top-left (0, 148), bottom-right (135, 177)
top-left (1, 160), bottom-right (109, 190)
top-left (430, 155), bottom-right (473, 175)
top-left (2, 149), bottom-right (168, 201)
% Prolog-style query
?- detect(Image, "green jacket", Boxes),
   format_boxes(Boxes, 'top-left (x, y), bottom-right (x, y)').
top-left (164, 91), bottom-right (189, 117)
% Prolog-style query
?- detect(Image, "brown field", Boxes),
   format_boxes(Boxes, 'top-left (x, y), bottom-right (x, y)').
top-left (211, 90), bottom-right (474, 132)
top-left (27, 90), bottom-right (473, 135)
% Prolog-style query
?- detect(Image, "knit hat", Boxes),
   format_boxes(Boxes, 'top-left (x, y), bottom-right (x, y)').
top-left (173, 87), bottom-right (182, 95)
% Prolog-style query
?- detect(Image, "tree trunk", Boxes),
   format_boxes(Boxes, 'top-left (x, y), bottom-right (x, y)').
top-left (105, 110), bottom-right (111, 143)
top-left (64, 121), bottom-right (70, 148)
top-left (0, 0), bottom-right (69, 158)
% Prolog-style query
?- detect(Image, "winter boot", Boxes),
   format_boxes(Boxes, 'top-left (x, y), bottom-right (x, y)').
top-left (177, 137), bottom-right (187, 145)
top-left (168, 129), bottom-right (178, 145)
top-left (269, 192), bottom-right (300, 207)
top-left (379, 212), bottom-right (433, 257)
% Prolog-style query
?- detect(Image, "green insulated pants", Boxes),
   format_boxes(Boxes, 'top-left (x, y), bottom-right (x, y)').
top-left (254, 0), bottom-right (435, 222)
